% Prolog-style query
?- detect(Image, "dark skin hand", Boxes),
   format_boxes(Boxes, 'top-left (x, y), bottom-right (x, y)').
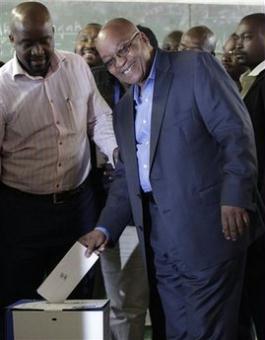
top-left (79, 229), bottom-right (107, 257)
top-left (221, 205), bottom-right (250, 241)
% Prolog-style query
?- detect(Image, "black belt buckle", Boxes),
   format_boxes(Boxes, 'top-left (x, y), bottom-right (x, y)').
top-left (53, 192), bottom-right (65, 204)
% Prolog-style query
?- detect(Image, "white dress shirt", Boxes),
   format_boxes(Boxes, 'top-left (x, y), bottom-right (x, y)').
top-left (0, 50), bottom-right (117, 194)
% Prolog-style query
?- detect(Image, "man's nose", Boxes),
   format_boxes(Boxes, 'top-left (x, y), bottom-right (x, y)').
top-left (235, 37), bottom-right (243, 49)
top-left (31, 43), bottom-right (45, 55)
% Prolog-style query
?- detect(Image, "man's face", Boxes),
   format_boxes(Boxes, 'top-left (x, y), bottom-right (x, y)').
top-left (222, 38), bottom-right (238, 73)
top-left (75, 26), bottom-right (101, 66)
top-left (235, 19), bottom-right (265, 69)
top-left (96, 28), bottom-right (152, 86)
top-left (221, 37), bottom-right (247, 80)
top-left (9, 20), bottom-right (54, 77)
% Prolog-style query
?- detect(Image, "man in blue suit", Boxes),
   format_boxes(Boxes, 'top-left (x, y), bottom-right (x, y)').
top-left (80, 18), bottom-right (264, 339)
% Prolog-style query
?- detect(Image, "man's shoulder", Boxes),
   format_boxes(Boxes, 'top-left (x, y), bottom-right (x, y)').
top-left (156, 49), bottom-right (204, 78)
top-left (158, 49), bottom-right (198, 66)
top-left (0, 58), bottom-right (15, 89)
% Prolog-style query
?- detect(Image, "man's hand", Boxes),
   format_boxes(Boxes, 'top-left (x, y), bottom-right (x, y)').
top-left (79, 230), bottom-right (107, 257)
top-left (221, 205), bottom-right (250, 241)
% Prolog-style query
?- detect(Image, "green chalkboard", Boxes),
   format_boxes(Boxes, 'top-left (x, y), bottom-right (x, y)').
top-left (0, 1), bottom-right (264, 62)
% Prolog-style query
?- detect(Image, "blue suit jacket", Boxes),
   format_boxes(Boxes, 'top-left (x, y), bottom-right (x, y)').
top-left (98, 49), bottom-right (264, 270)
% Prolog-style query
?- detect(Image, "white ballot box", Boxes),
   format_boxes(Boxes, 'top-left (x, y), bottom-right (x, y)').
top-left (6, 299), bottom-right (110, 340)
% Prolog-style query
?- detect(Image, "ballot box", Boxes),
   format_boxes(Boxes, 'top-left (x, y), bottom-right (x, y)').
top-left (6, 299), bottom-right (110, 340)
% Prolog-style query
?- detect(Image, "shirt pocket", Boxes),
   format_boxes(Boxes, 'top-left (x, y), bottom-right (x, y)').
top-left (65, 96), bottom-right (88, 132)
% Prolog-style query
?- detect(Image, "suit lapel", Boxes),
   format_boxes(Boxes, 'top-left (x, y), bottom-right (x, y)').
top-left (245, 70), bottom-right (265, 98)
top-left (120, 88), bottom-right (141, 194)
top-left (150, 51), bottom-right (173, 170)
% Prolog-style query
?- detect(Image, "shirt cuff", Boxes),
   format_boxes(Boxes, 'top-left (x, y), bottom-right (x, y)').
top-left (95, 226), bottom-right (111, 241)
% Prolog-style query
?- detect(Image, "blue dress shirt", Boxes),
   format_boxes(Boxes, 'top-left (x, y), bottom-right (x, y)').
top-left (133, 53), bottom-right (157, 193)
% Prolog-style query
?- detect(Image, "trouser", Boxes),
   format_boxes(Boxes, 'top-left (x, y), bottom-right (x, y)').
top-left (238, 234), bottom-right (265, 340)
top-left (101, 226), bottom-right (149, 340)
top-left (143, 193), bottom-right (246, 340)
top-left (0, 178), bottom-right (98, 339)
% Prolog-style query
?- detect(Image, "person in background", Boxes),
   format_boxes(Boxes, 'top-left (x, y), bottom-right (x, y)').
top-left (235, 13), bottom-right (265, 340)
top-left (80, 18), bottom-right (264, 339)
top-left (221, 33), bottom-right (248, 91)
top-left (74, 22), bottom-right (102, 67)
top-left (162, 30), bottom-right (183, 52)
top-left (0, 3), bottom-right (117, 339)
top-left (75, 23), bottom-right (149, 340)
top-left (179, 25), bottom-right (216, 55)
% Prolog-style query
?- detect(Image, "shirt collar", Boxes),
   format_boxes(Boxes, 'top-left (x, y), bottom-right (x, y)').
top-left (146, 50), bottom-right (157, 82)
top-left (12, 50), bottom-right (65, 80)
top-left (248, 60), bottom-right (265, 77)
top-left (133, 50), bottom-right (157, 102)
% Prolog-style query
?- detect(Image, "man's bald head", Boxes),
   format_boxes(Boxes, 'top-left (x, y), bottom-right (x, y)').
top-left (179, 25), bottom-right (216, 54)
top-left (97, 18), bottom-right (136, 45)
top-left (10, 2), bottom-right (52, 34)
top-left (9, 2), bottom-right (54, 77)
top-left (95, 18), bottom-right (154, 87)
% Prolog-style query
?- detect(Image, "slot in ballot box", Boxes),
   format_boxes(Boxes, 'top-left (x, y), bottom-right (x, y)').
top-left (6, 299), bottom-right (110, 340)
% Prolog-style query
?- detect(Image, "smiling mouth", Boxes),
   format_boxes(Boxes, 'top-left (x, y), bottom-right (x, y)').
top-left (83, 49), bottom-right (98, 56)
top-left (31, 59), bottom-right (46, 66)
top-left (123, 63), bottom-right (134, 75)
top-left (234, 52), bottom-right (245, 58)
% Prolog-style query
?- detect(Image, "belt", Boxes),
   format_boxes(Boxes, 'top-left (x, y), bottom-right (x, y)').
top-left (0, 179), bottom-right (89, 205)
top-left (51, 181), bottom-right (88, 204)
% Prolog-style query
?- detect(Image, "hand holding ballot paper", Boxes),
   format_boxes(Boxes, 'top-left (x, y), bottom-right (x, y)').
top-left (79, 229), bottom-right (108, 257)
top-left (37, 242), bottom-right (99, 303)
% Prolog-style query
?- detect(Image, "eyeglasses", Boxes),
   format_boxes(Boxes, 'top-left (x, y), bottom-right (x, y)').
top-left (103, 31), bottom-right (140, 70)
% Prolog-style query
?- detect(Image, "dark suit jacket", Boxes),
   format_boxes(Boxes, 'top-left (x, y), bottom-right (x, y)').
top-left (243, 70), bottom-right (265, 201)
top-left (98, 49), bottom-right (264, 271)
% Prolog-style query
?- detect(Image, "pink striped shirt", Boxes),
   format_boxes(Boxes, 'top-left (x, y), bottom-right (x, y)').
top-left (0, 50), bottom-right (117, 194)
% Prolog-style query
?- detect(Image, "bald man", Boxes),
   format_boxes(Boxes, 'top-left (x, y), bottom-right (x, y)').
top-left (79, 18), bottom-right (263, 339)
top-left (179, 25), bottom-right (216, 55)
top-left (75, 23), bottom-right (149, 340)
top-left (235, 13), bottom-right (265, 340)
top-left (0, 2), bottom-right (116, 336)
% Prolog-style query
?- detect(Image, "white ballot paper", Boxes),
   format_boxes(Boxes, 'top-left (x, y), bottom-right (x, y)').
top-left (37, 242), bottom-right (99, 303)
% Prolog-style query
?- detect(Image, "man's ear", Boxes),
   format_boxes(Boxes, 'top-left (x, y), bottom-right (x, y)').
top-left (140, 31), bottom-right (151, 48)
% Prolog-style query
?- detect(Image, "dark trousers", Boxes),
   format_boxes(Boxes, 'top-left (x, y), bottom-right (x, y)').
top-left (238, 234), bottom-right (265, 340)
top-left (0, 178), bottom-right (98, 339)
top-left (143, 194), bottom-right (246, 340)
